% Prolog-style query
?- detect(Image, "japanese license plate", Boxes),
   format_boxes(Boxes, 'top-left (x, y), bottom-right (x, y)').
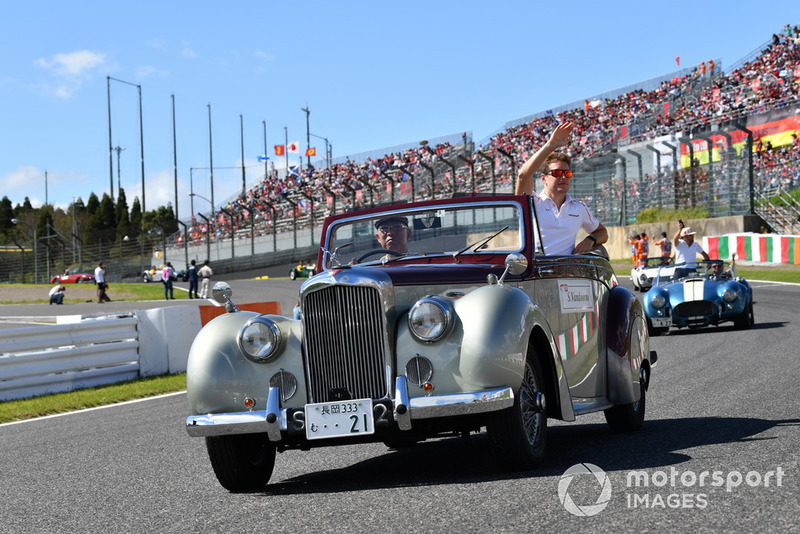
top-left (651, 317), bottom-right (671, 327)
top-left (305, 399), bottom-right (374, 440)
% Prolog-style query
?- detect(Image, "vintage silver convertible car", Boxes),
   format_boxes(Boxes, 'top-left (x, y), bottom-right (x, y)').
top-left (185, 195), bottom-right (657, 491)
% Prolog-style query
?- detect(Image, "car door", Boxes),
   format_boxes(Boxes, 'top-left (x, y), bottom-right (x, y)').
top-left (532, 255), bottom-right (609, 406)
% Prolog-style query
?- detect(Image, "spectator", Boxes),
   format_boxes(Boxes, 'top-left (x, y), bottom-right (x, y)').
top-left (654, 231), bottom-right (673, 264)
top-left (638, 232), bottom-right (649, 266)
top-left (162, 262), bottom-right (175, 300)
top-left (94, 261), bottom-right (111, 303)
top-left (49, 284), bottom-right (65, 305)
top-left (627, 234), bottom-right (641, 266)
top-left (187, 259), bottom-right (199, 299)
top-left (515, 122), bottom-right (607, 255)
top-left (198, 260), bottom-right (213, 298)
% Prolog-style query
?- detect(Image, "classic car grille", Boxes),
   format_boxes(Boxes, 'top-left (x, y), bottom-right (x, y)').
top-left (302, 285), bottom-right (388, 403)
top-left (674, 301), bottom-right (715, 318)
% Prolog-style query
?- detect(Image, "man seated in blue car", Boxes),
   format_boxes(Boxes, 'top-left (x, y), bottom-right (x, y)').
top-left (708, 254), bottom-right (736, 280)
top-left (515, 121), bottom-right (607, 255)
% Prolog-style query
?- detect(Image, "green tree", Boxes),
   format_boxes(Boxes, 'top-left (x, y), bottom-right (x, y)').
top-left (128, 197), bottom-right (142, 241)
top-left (116, 188), bottom-right (130, 229)
top-left (0, 196), bottom-right (14, 238)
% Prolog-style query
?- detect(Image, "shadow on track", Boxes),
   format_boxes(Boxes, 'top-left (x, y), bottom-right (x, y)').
top-left (258, 416), bottom-right (799, 495)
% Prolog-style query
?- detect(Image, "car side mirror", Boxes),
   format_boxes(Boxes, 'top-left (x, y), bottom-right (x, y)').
top-left (496, 253), bottom-right (528, 285)
top-left (212, 282), bottom-right (240, 312)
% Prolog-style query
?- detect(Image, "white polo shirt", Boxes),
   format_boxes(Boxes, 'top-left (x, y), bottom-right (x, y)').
top-left (674, 240), bottom-right (705, 268)
top-left (534, 192), bottom-right (600, 255)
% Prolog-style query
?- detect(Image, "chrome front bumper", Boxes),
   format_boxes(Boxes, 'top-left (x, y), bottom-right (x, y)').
top-left (185, 376), bottom-right (514, 440)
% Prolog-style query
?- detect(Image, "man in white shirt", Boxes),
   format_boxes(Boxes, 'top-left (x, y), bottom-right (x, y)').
top-left (515, 122), bottom-right (607, 255)
top-left (198, 260), bottom-right (213, 298)
top-left (94, 261), bottom-right (111, 303)
top-left (49, 284), bottom-right (65, 305)
top-left (672, 222), bottom-right (709, 269)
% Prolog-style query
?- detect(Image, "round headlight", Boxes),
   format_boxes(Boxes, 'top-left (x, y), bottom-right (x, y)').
top-left (722, 289), bottom-right (737, 302)
top-left (650, 294), bottom-right (666, 309)
top-left (238, 317), bottom-right (282, 363)
top-left (408, 298), bottom-right (451, 342)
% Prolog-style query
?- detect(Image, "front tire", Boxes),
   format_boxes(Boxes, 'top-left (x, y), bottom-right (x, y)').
top-left (647, 317), bottom-right (666, 337)
top-left (488, 355), bottom-right (547, 469)
top-left (289, 271), bottom-right (296, 280)
top-left (733, 301), bottom-right (754, 329)
top-left (604, 378), bottom-right (646, 432)
top-left (205, 434), bottom-right (276, 492)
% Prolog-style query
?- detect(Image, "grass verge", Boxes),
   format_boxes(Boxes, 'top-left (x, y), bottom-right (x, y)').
top-left (0, 373), bottom-right (186, 424)
top-left (0, 282), bottom-right (191, 305)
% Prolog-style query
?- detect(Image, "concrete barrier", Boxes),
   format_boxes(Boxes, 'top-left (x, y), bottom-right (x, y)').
top-left (0, 302), bottom-right (279, 401)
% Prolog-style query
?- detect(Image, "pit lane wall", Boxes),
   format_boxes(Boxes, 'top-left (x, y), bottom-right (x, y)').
top-left (0, 301), bottom-right (279, 401)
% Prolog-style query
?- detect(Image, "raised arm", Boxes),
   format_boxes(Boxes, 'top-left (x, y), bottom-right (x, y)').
top-left (673, 220), bottom-right (684, 247)
top-left (515, 122), bottom-right (574, 195)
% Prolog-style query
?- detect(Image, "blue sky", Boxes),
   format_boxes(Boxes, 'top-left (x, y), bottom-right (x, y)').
top-left (1, 1), bottom-right (797, 220)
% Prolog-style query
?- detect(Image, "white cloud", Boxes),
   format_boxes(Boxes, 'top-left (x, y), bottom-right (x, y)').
top-left (135, 65), bottom-right (169, 80)
top-left (181, 47), bottom-right (197, 59)
top-left (1, 165), bottom-right (41, 191)
top-left (37, 50), bottom-right (106, 77)
top-left (255, 49), bottom-right (275, 62)
top-left (36, 50), bottom-right (108, 99)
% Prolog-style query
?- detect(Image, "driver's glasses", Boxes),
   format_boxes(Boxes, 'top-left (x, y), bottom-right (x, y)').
top-left (546, 169), bottom-right (573, 178)
top-left (378, 224), bottom-right (407, 234)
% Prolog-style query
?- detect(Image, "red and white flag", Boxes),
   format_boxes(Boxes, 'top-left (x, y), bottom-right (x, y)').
top-left (288, 141), bottom-right (300, 153)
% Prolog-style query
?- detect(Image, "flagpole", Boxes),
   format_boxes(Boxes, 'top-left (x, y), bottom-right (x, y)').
top-left (284, 126), bottom-right (289, 178)
top-left (301, 106), bottom-right (310, 169)
top-left (263, 120), bottom-right (268, 183)
top-left (240, 114), bottom-right (246, 198)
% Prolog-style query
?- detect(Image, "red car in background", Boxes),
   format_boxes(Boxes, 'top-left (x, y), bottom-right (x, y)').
top-left (50, 269), bottom-right (96, 284)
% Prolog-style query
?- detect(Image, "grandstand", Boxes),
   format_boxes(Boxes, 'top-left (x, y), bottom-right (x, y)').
top-left (4, 24), bottom-right (800, 282)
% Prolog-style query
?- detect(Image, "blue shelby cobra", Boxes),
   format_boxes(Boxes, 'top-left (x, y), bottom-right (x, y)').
top-left (644, 259), bottom-right (754, 336)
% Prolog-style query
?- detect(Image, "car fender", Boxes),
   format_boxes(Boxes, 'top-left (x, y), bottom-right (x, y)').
top-left (453, 283), bottom-right (573, 420)
top-left (186, 311), bottom-right (307, 415)
top-left (605, 285), bottom-right (649, 405)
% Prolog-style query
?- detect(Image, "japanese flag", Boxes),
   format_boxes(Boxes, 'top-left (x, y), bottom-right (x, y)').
top-left (288, 141), bottom-right (300, 153)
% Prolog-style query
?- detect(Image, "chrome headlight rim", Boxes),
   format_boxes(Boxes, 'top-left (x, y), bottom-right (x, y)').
top-left (237, 316), bottom-right (282, 363)
top-left (722, 288), bottom-right (738, 302)
top-left (408, 298), bottom-right (452, 343)
top-left (650, 294), bottom-right (667, 309)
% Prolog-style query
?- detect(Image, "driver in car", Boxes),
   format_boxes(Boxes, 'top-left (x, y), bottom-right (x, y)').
top-left (375, 216), bottom-right (411, 255)
top-left (709, 253), bottom-right (736, 279)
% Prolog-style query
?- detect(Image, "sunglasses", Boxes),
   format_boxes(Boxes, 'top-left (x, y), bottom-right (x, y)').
top-left (545, 169), bottom-right (574, 178)
top-left (378, 224), bottom-right (407, 234)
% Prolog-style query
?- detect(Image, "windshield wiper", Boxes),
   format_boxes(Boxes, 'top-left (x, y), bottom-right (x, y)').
top-left (453, 226), bottom-right (509, 261)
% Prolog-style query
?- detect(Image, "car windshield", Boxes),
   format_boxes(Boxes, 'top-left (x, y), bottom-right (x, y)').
top-left (653, 259), bottom-right (734, 285)
top-left (324, 202), bottom-right (524, 268)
